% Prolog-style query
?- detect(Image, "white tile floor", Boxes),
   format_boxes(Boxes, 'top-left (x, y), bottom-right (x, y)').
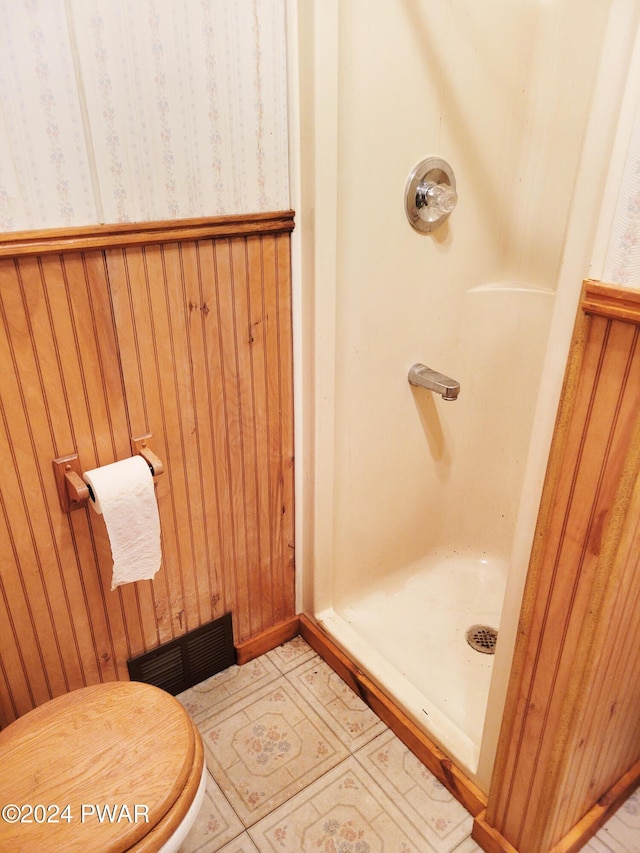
top-left (177, 636), bottom-right (640, 853)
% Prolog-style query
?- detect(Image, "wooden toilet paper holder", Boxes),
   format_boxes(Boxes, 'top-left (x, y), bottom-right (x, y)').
top-left (53, 435), bottom-right (164, 513)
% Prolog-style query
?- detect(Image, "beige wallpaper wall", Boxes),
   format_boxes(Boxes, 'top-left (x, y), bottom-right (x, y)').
top-left (0, 0), bottom-right (290, 230)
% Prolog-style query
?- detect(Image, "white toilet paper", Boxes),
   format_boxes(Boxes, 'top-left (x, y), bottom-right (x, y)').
top-left (83, 456), bottom-right (162, 590)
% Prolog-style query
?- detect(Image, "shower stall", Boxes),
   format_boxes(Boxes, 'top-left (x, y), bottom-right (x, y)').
top-left (291, 0), bottom-right (639, 791)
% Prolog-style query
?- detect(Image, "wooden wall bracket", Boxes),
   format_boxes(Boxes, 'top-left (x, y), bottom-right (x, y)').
top-left (130, 435), bottom-right (164, 477)
top-left (54, 437), bottom-right (164, 513)
top-left (52, 455), bottom-right (90, 513)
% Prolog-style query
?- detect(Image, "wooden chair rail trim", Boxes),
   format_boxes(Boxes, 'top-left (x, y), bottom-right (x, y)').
top-left (582, 279), bottom-right (640, 324)
top-left (0, 210), bottom-right (295, 257)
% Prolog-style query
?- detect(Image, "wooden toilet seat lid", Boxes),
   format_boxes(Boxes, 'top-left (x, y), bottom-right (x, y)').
top-left (0, 681), bottom-right (196, 853)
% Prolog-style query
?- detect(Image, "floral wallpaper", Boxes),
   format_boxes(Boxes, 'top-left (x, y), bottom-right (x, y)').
top-left (0, 0), bottom-right (289, 231)
top-left (2, 0), bottom-right (639, 292)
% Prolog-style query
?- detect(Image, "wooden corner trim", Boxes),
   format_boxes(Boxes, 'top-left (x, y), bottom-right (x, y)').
top-left (0, 210), bottom-right (295, 258)
top-left (548, 757), bottom-right (640, 853)
top-left (581, 279), bottom-right (640, 324)
top-left (472, 811), bottom-right (520, 853)
top-left (477, 723), bottom-right (640, 853)
top-left (234, 616), bottom-right (300, 666)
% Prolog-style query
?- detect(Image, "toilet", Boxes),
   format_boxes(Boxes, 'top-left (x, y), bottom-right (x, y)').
top-left (0, 681), bottom-right (206, 852)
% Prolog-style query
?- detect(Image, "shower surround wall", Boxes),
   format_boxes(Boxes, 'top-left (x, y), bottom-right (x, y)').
top-left (295, 0), bottom-right (628, 791)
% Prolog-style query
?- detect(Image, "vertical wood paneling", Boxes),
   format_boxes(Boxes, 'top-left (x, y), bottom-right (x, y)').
top-left (182, 241), bottom-right (227, 622)
top-left (246, 236), bottom-right (271, 629)
top-left (481, 282), bottom-right (640, 853)
top-left (198, 238), bottom-right (236, 620)
top-left (0, 214), bottom-right (295, 727)
top-left (106, 246), bottom-right (166, 655)
top-left (273, 232), bottom-right (295, 623)
top-left (0, 257), bottom-right (77, 704)
top-left (552, 457), bottom-right (640, 839)
top-left (229, 236), bottom-right (257, 638)
top-left (211, 238), bottom-right (246, 637)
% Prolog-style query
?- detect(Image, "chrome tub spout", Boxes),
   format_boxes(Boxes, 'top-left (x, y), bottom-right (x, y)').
top-left (408, 363), bottom-right (460, 401)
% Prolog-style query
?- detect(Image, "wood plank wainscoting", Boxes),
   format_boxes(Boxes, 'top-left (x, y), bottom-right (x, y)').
top-left (473, 281), bottom-right (640, 852)
top-left (0, 212), bottom-right (296, 727)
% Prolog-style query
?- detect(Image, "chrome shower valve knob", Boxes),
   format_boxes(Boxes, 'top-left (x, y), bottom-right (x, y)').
top-left (405, 157), bottom-right (457, 233)
top-left (415, 180), bottom-right (458, 224)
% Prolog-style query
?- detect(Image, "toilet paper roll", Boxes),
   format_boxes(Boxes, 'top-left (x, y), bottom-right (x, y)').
top-left (83, 456), bottom-right (162, 590)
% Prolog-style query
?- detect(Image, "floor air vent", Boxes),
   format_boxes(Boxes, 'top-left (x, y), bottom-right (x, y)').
top-left (127, 612), bottom-right (235, 694)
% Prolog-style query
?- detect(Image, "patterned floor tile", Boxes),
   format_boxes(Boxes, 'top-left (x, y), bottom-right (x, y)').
top-left (266, 636), bottom-right (317, 673)
top-left (214, 833), bottom-right (260, 853)
top-left (176, 640), bottom-right (640, 853)
top-left (593, 790), bottom-right (640, 853)
top-left (199, 677), bottom-right (349, 825)
top-left (451, 837), bottom-right (484, 852)
top-left (179, 771), bottom-right (244, 852)
top-left (583, 837), bottom-right (615, 852)
top-left (287, 655), bottom-right (387, 750)
top-left (355, 730), bottom-right (473, 852)
top-left (248, 756), bottom-right (437, 852)
top-left (178, 656), bottom-right (281, 722)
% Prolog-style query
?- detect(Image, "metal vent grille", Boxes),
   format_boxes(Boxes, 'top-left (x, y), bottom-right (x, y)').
top-left (127, 612), bottom-right (235, 694)
top-left (466, 624), bottom-right (498, 655)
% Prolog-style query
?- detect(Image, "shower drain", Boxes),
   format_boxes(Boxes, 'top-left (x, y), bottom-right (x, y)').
top-left (466, 625), bottom-right (498, 655)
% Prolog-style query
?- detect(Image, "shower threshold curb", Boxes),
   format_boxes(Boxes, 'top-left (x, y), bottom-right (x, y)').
top-left (298, 613), bottom-right (487, 818)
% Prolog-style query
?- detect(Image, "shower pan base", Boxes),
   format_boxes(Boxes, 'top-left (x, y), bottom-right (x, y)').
top-left (316, 553), bottom-right (507, 779)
